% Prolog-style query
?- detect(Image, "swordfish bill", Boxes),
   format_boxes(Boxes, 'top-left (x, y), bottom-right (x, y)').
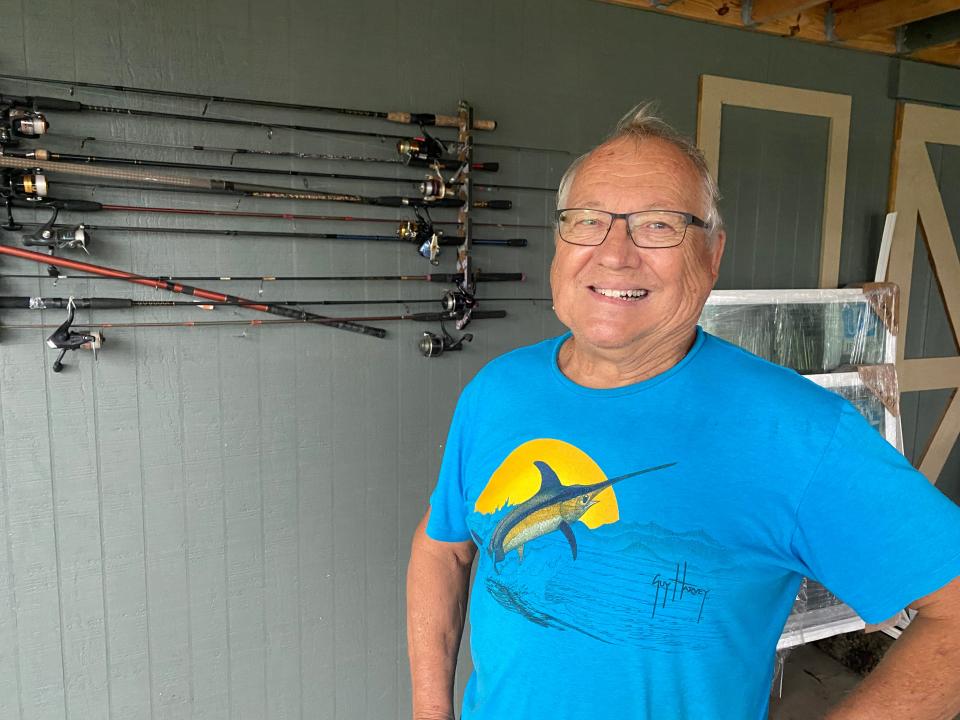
top-left (476, 460), bottom-right (678, 569)
top-left (0, 244), bottom-right (386, 338)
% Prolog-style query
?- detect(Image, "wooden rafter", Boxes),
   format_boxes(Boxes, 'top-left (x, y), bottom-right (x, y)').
top-left (902, 9), bottom-right (960, 53)
top-left (832, 0), bottom-right (960, 42)
top-left (750, 0), bottom-right (828, 24)
top-left (597, 0), bottom-right (960, 69)
top-left (911, 41), bottom-right (960, 65)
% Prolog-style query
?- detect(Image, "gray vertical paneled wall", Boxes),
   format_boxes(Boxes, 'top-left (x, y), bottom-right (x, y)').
top-left (0, 1), bottom-right (957, 718)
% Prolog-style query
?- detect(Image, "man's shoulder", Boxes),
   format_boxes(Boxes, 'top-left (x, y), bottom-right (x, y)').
top-left (700, 331), bottom-right (847, 413)
top-left (465, 335), bottom-right (560, 393)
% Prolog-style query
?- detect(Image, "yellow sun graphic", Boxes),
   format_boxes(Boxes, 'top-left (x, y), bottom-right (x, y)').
top-left (474, 439), bottom-right (619, 529)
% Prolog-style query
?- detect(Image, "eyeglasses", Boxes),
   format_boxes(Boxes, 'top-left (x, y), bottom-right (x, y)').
top-left (555, 208), bottom-right (709, 248)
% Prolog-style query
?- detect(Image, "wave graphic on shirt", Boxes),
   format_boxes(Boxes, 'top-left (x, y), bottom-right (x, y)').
top-left (480, 522), bottom-right (732, 650)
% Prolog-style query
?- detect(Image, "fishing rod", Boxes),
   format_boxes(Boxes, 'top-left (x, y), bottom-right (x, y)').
top-left (41, 178), bottom-right (512, 212)
top-left (0, 156), bottom-right (512, 210)
top-left (0, 270), bottom-right (525, 283)
top-left (0, 93), bottom-right (449, 145)
top-left (0, 296), bottom-right (547, 310)
top-left (54, 133), bottom-right (501, 173)
top-left (3, 303), bottom-right (502, 369)
top-left (15, 219), bottom-right (526, 255)
top-left (4, 149), bottom-right (551, 193)
top-left (0, 311), bottom-right (508, 329)
top-left (0, 93), bottom-right (565, 155)
top-left (3, 195), bottom-right (549, 230)
top-left (0, 244), bottom-right (386, 338)
top-left (10, 200), bottom-right (525, 266)
top-left (0, 74), bottom-right (497, 131)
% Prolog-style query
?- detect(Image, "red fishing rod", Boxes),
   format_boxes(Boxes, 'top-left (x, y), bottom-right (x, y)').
top-left (0, 296), bottom-right (546, 309)
top-left (0, 75), bottom-right (497, 131)
top-left (0, 270), bottom-right (525, 283)
top-left (0, 244), bottom-right (386, 338)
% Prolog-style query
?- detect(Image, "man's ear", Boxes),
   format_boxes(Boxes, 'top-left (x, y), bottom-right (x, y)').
top-left (708, 230), bottom-right (726, 278)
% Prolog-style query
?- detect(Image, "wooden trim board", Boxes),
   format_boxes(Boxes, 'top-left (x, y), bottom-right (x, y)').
top-left (697, 75), bottom-right (852, 289)
top-left (886, 101), bottom-right (960, 482)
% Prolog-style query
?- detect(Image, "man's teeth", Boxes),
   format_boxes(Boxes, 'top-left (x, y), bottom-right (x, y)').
top-left (593, 287), bottom-right (648, 299)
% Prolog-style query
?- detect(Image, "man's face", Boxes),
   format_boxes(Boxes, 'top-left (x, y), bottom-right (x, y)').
top-left (550, 137), bottom-right (725, 354)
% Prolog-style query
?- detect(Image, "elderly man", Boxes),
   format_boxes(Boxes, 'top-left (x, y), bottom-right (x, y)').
top-left (406, 106), bottom-right (960, 720)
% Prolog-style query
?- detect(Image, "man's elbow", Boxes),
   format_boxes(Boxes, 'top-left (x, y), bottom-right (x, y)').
top-left (410, 511), bottom-right (477, 573)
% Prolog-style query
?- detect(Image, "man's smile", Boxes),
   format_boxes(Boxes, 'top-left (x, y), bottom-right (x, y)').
top-left (589, 285), bottom-right (650, 301)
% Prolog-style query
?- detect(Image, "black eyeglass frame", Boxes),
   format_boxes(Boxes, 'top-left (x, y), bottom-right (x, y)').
top-left (555, 208), bottom-right (710, 248)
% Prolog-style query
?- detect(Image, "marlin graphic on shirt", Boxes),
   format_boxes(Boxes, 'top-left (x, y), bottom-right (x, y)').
top-left (472, 460), bottom-right (676, 570)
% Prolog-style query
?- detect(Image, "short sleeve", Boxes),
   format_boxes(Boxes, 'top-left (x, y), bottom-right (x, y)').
top-left (425, 383), bottom-right (476, 542)
top-left (791, 403), bottom-right (960, 624)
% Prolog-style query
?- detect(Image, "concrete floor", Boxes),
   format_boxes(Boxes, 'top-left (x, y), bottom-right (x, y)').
top-left (769, 644), bottom-right (862, 719)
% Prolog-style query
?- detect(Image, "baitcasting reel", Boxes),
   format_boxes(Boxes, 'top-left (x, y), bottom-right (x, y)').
top-left (45, 299), bottom-right (103, 373)
top-left (0, 103), bottom-right (48, 145)
top-left (419, 320), bottom-right (473, 358)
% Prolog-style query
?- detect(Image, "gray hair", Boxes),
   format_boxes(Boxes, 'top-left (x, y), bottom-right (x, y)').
top-left (556, 102), bottom-right (723, 239)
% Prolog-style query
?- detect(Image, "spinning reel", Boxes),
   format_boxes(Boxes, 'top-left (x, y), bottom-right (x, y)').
top-left (1, 168), bottom-right (48, 232)
top-left (418, 321), bottom-right (473, 358)
top-left (418, 282), bottom-right (477, 358)
top-left (397, 129), bottom-right (447, 167)
top-left (14, 203), bottom-right (89, 275)
top-left (22, 204), bottom-right (90, 254)
top-left (397, 207), bottom-right (444, 265)
top-left (0, 102), bottom-right (48, 146)
top-left (45, 298), bottom-right (103, 373)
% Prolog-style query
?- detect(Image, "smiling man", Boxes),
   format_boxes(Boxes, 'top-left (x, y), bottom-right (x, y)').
top-left (406, 105), bottom-right (960, 720)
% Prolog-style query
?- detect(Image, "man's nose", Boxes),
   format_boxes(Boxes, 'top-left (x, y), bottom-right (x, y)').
top-left (596, 216), bottom-right (641, 267)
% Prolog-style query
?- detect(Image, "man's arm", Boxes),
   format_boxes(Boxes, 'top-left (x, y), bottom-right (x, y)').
top-left (407, 509), bottom-right (477, 720)
top-left (825, 575), bottom-right (960, 720)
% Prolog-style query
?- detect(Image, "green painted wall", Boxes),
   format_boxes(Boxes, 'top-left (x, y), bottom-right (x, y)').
top-left (0, 1), bottom-right (956, 718)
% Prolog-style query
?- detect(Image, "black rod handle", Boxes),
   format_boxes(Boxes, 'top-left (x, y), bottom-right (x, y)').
top-left (24, 95), bottom-right (84, 112)
top-left (475, 272), bottom-right (525, 283)
top-left (469, 310), bottom-right (507, 320)
top-left (474, 200), bottom-right (511, 210)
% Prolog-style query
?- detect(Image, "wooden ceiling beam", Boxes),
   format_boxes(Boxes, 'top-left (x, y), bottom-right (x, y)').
top-left (910, 41), bottom-right (960, 65)
top-left (903, 9), bottom-right (960, 53)
top-left (832, 0), bottom-right (960, 42)
top-left (749, 0), bottom-right (828, 25)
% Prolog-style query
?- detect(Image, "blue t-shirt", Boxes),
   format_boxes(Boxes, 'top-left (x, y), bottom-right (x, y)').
top-left (426, 328), bottom-right (960, 720)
